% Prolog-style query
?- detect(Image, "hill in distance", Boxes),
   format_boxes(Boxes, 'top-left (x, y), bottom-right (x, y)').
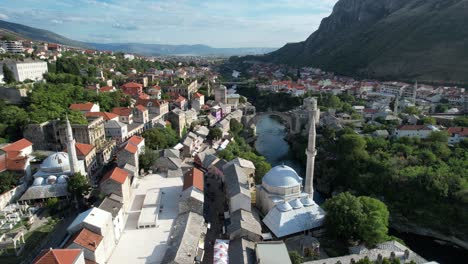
top-left (0, 20), bottom-right (276, 56)
top-left (261, 0), bottom-right (468, 84)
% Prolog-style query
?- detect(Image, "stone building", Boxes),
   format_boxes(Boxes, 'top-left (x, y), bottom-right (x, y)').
top-left (100, 167), bottom-right (132, 212)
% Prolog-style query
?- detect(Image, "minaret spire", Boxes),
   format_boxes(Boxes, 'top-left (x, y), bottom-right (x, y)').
top-left (65, 115), bottom-right (79, 175)
top-left (304, 98), bottom-right (318, 197)
top-left (413, 80), bottom-right (418, 104)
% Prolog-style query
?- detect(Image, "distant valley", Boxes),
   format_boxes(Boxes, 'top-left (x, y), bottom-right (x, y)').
top-left (0, 20), bottom-right (276, 56)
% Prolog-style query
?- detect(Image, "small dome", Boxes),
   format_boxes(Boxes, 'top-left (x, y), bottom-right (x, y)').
top-left (262, 165), bottom-right (302, 188)
top-left (57, 175), bottom-right (69, 184)
top-left (47, 175), bottom-right (57, 185)
top-left (289, 198), bottom-right (304, 209)
top-left (40, 152), bottom-right (71, 173)
top-left (33, 177), bottom-right (44, 186)
top-left (301, 197), bottom-right (315, 207)
top-left (277, 201), bottom-right (293, 212)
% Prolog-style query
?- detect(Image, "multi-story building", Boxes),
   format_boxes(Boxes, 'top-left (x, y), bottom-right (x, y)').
top-left (1, 40), bottom-right (23, 53)
top-left (215, 85), bottom-right (227, 104)
top-left (0, 59), bottom-right (48, 82)
top-left (168, 109), bottom-right (186, 137)
top-left (163, 80), bottom-right (198, 100)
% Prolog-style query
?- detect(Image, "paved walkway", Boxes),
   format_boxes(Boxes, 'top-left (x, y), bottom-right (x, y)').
top-left (108, 174), bottom-right (182, 264)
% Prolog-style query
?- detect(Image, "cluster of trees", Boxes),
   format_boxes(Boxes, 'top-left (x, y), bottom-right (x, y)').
top-left (0, 171), bottom-right (21, 193)
top-left (139, 147), bottom-right (159, 171)
top-left (324, 192), bottom-right (390, 246)
top-left (218, 119), bottom-right (271, 183)
top-left (142, 127), bottom-right (179, 150)
top-left (316, 128), bottom-right (468, 236)
top-left (236, 84), bottom-right (303, 112)
top-left (2, 64), bottom-right (15, 84)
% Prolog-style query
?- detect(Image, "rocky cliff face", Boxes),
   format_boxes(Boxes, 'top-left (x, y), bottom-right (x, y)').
top-left (265, 0), bottom-right (468, 83)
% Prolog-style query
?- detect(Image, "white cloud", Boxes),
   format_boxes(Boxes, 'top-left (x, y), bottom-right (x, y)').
top-left (51, 19), bottom-right (63, 24)
top-left (0, 13), bottom-right (9, 20)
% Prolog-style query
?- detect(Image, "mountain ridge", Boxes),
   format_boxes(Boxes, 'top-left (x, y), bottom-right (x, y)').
top-left (0, 20), bottom-right (276, 56)
top-left (262, 0), bottom-right (468, 83)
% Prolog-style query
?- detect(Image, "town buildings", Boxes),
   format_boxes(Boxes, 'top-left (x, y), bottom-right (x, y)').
top-left (0, 59), bottom-right (48, 82)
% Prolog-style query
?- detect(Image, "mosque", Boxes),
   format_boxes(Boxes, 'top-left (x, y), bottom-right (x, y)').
top-left (20, 117), bottom-right (87, 202)
top-left (256, 98), bottom-right (325, 238)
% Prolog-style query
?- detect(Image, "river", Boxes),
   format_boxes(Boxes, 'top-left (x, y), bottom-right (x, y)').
top-left (254, 115), bottom-right (468, 264)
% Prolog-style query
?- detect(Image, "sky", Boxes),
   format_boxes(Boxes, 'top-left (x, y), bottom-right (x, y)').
top-left (0, 0), bottom-right (338, 48)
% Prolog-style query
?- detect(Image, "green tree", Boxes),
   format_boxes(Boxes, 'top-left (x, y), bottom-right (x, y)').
top-left (289, 251), bottom-right (303, 264)
top-left (45, 197), bottom-right (60, 213)
top-left (208, 127), bottom-right (223, 140)
top-left (67, 173), bottom-right (91, 208)
top-left (139, 147), bottom-right (159, 171)
top-left (2, 64), bottom-right (15, 84)
top-left (230, 119), bottom-right (244, 135)
top-left (324, 192), bottom-right (390, 246)
top-left (358, 196), bottom-right (390, 246)
top-left (427, 131), bottom-right (448, 143)
top-left (142, 127), bottom-right (179, 149)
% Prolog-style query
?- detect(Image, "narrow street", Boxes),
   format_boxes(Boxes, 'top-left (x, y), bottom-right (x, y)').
top-left (202, 172), bottom-right (226, 264)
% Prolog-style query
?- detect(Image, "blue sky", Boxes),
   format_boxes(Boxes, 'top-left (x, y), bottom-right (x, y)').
top-left (0, 0), bottom-right (338, 48)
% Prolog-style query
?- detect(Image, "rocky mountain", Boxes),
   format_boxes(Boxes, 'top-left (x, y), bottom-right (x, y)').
top-left (0, 20), bottom-right (276, 56)
top-left (0, 20), bottom-right (89, 48)
top-left (263, 0), bottom-right (468, 83)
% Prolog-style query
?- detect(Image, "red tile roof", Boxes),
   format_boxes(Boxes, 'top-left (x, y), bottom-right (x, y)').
top-left (34, 248), bottom-right (82, 264)
top-left (1, 139), bottom-right (32, 152)
top-left (128, 135), bottom-right (144, 146)
top-left (121, 82), bottom-right (142, 89)
top-left (397, 125), bottom-right (432, 131)
top-left (112, 107), bottom-right (133, 117)
top-left (69, 102), bottom-right (95, 111)
top-left (183, 167), bottom-right (204, 192)
top-left (85, 112), bottom-right (119, 121)
top-left (138, 93), bottom-right (150, 100)
top-left (136, 99), bottom-right (167, 108)
top-left (69, 228), bottom-right (103, 252)
top-left (135, 105), bottom-right (147, 112)
top-left (75, 143), bottom-right (95, 156)
top-left (193, 92), bottom-right (204, 99)
top-left (175, 96), bottom-right (186, 103)
top-left (99, 86), bottom-right (115, 92)
top-left (101, 167), bottom-right (129, 184)
top-left (447, 127), bottom-right (468, 136)
top-left (124, 143), bottom-right (138, 154)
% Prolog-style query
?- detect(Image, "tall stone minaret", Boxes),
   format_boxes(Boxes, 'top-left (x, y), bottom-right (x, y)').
top-left (304, 98), bottom-right (319, 196)
top-left (413, 81), bottom-right (418, 104)
top-left (65, 115), bottom-right (79, 175)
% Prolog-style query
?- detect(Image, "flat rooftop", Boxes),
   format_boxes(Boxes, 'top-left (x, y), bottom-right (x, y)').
top-left (108, 174), bottom-right (183, 264)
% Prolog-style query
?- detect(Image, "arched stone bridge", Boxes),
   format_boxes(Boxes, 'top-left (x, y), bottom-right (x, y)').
top-left (244, 111), bottom-right (301, 134)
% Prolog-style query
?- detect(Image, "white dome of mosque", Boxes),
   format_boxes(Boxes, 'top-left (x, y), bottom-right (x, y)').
top-left (47, 175), bottom-right (57, 185)
top-left (33, 177), bottom-right (44, 186)
top-left (262, 165), bottom-right (303, 188)
top-left (289, 198), bottom-right (304, 209)
top-left (277, 201), bottom-right (293, 212)
top-left (57, 175), bottom-right (69, 184)
top-left (40, 152), bottom-right (71, 173)
top-left (301, 197), bottom-right (315, 207)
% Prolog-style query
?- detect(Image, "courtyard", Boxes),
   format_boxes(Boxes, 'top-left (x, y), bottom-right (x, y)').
top-left (108, 173), bottom-right (182, 264)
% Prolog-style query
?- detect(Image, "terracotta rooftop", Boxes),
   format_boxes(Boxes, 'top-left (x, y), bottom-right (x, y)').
top-left (75, 143), bottom-right (95, 156)
top-left (183, 167), bottom-right (204, 192)
top-left (99, 86), bottom-right (115, 92)
top-left (101, 167), bottom-right (129, 184)
top-left (193, 92), bottom-right (204, 99)
top-left (135, 105), bottom-right (147, 112)
top-left (69, 102), bottom-right (95, 111)
top-left (85, 112), bottom-right (119, 121)
top-left (121, 82), bottom-right (142, 89)
top-left (128, 135), bottom-right (144, 146)
top-left (112, 107), bottom-right (133, 117)
top-left (124, 143), bottom-right (138, 154)
top-left (447, 127), bottom-right (468, 136)
top-left (69, 228), bottom-right (103, 252)
top-left (1, 138), bottom-right (32, 152)
top-left (397, 125), bottom-right (432, 131)
top-left (34, 248), bottom-right (82, 264)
